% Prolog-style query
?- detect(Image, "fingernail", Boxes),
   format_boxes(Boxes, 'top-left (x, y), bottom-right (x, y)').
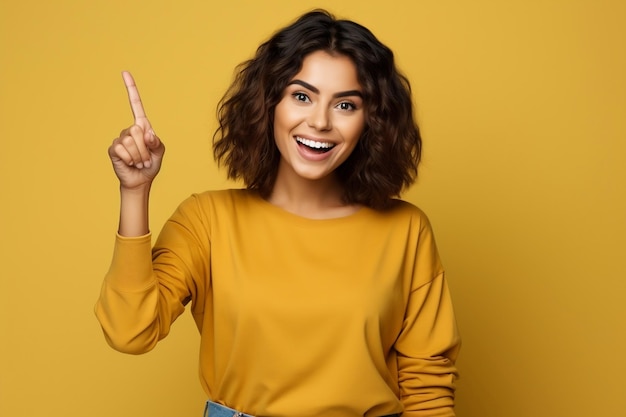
top-left (144, 160), bottom-right (152, 169)
top-left (136, 162), bottom-right (144, 169)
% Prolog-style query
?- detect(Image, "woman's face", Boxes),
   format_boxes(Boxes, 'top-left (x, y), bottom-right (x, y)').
top-left (273, 50), bottom-right (365, 182)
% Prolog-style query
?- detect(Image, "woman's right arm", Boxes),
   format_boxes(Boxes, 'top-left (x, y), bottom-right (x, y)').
top-left (95, 72), bottom-right (170, 353)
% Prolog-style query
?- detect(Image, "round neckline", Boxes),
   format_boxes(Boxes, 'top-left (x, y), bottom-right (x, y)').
top-left (246, 189), bottom-right (372, 224)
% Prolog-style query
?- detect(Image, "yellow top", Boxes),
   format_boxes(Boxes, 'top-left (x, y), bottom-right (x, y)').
top-left (95, 189), bottom-right (460, 417)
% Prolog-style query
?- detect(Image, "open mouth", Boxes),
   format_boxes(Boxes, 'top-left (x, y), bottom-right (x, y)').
top-left (295, 136), bottom-right (336, 154)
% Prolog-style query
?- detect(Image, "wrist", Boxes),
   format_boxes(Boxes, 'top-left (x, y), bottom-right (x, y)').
top-left (118, 184), bottom-right (151, 237)
top-left (120, 182), bottom-right (152, 197)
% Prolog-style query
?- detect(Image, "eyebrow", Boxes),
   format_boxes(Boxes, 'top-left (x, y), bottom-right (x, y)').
top-left (287, 79), bottom-right (363, 99)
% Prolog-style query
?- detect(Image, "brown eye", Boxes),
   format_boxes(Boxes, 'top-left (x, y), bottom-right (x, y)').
top-left (292, 92), bottom-right (310, 103)
top-left (337, 101), bottom-right (356, 111)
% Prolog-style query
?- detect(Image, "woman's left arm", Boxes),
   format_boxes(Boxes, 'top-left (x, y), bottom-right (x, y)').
top-left (394, 210), bottom-right (461, 417)
top-left (395, 272), bottom-right (461, 417)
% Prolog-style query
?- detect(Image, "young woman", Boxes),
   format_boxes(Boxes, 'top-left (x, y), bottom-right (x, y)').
top-left (96, 9), bottom-right (460, 417)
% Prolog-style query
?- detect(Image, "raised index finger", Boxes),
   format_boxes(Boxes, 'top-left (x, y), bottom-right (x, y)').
top-left (122, 71), bottom-right (147, 121)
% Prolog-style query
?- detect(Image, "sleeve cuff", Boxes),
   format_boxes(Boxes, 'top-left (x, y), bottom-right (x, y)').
top-left (105, 233), bottom-right (155, 292)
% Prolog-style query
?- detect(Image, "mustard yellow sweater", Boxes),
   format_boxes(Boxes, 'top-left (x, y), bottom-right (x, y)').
top-left (95, 189), bottom-right (460, 417)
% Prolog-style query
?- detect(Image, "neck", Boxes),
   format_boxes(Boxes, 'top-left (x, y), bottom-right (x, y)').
top-left (267, 164), bottom-right (359, 219)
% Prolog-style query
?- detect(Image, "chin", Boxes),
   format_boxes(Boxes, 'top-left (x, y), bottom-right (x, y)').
top-left (294, 169), bottom-right (333, 181)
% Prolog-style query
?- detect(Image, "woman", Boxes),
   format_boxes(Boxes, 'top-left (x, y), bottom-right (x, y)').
top-left (96, 9), bottom-right (460, 417)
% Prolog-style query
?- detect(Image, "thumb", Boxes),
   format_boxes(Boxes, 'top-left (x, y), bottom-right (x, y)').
top-left (146, 129), bottom-right (163, 152)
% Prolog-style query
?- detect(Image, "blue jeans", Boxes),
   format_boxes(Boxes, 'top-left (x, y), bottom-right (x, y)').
top-left (203, 400), bottom-right (400, 417)
top-left (204, 401), bottom-right (254, 417)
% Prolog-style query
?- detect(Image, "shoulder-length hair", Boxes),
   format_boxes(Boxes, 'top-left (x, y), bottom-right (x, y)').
top-left (213, 9), bottom-right (421, 209)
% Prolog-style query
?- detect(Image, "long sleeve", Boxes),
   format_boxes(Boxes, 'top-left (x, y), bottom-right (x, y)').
top-left (394, 214), bottom-right (461, 417)
top-left (395, 272), bottom-right (460, 416)
top-left (94, 195), bottom-right (211, 354)
top-left (94, 234), bottom-right (163, 353)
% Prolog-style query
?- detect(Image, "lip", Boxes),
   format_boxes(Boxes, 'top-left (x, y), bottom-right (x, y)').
top-left (293, 135), bottom-right (337, 162)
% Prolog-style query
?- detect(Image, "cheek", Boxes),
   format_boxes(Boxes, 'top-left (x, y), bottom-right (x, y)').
top-left (346, 118), bottom-right (366, 144)
top-left (273, 102), bottom-right (298, 134)
top-left (272, 103), bottom-right (284, 131)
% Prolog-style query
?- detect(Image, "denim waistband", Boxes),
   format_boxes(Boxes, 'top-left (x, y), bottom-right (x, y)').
top-left (205, 400), bottom-right (254, 417)
top-left (204, 400), bottom-right (400, 417)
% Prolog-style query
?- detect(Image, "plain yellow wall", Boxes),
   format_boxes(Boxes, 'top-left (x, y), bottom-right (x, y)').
top-left (1, 0), bottom-right (624, 416)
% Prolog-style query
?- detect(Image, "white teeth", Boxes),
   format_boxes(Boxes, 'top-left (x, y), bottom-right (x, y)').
top-left (295, 136), bottom-right (335, 149)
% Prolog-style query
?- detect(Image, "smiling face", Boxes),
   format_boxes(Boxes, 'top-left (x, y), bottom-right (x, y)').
top-left (272, 50), bottom-right (366, 184)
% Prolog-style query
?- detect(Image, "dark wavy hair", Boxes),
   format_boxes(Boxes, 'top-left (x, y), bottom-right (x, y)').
top-left (213, 9), bottom-right (421, 209)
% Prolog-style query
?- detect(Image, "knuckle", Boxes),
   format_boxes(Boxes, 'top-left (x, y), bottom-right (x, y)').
top-left (129, 124), bottom-right (144, 136)
top-left (121, 135), bottom-right (136, 147)
top-left (114, 143), bottom-right (128, 155)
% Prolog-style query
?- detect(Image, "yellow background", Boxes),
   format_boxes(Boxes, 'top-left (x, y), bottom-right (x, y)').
top-left (1, 0), bottom-right (624, 416)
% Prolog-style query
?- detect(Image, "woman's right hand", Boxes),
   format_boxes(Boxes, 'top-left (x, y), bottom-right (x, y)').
top-left (108, 71), bottom-right (165, 190)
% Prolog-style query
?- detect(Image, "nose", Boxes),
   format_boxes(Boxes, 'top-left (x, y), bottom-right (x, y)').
top-left (307, 105), bottom-right (332, 131)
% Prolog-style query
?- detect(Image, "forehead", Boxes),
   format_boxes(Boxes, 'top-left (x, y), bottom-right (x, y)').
top-left (290, 50), bottom-right (361, 91)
